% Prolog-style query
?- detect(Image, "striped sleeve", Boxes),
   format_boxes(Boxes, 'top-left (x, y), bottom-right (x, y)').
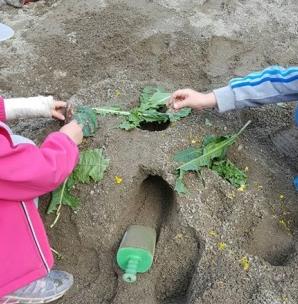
top-left (213, 66), bottom-right (298, 112)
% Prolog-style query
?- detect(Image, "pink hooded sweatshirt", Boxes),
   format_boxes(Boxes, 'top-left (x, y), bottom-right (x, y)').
top-left (0, 96), bottom-right (79, 298)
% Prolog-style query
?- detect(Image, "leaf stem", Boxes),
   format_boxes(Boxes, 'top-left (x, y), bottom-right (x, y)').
top-left (92, 107), bottom-right (131, 116)
top-left (50, 178), bottom-right (68, 228)
top-left (51, 247), bottom-right (63, 259)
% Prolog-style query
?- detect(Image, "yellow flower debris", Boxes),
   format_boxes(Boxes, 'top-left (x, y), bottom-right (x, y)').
top-left (115, 176), bottom-right (123, 184)
top-left (238, 184), bottom-right (247, 192)
top-left (208, 230), bottom-right (219, 237)
top-left (218, 242), bottom-right (227, 251)
top-left (226, 191), bottom-right (236, 199)
top-left (240, 256), bottom-right (250, 271)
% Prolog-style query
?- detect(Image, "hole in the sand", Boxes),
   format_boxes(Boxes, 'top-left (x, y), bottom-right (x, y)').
top-left (134, 175), bottom-right (200, 303)
top-left (135, 175), bottom-right (174, 237)
top-left (246, 217), bottom-right (295, 266)
top-left (139, 120), bottom-right (171, 132)
top-left (138, 106), bottom-right (171, 132)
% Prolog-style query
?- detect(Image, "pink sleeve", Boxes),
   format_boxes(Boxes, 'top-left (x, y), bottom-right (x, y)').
top-left (0, 131), bottom-right (79, 201)
top-left (0, 97), bottom-right (6, 122)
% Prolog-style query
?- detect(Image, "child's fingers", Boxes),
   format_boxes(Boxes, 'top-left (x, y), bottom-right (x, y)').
top-left (168, 90), bottom-right (185, 106)
top-left (54, 100), bottom-right (67, 108)
top-left (172, 89), bottom-right (188, 100)
top-left (53, 110), bottom-right (65, 121)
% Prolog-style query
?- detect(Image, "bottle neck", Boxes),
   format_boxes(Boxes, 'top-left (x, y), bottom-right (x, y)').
top-left (123, 257), bottom-right (140, 283)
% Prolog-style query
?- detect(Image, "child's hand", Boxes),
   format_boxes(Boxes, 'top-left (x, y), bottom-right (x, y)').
top-left (52, 100), bottom-right (67, 121)
top-left (167, 89), bottom-right (217, 111)
top-left (60, 120), bottom-right (83, 145)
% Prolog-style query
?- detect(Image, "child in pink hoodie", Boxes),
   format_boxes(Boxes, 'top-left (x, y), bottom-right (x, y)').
top-left (0, 23), bottom-right (83, 304)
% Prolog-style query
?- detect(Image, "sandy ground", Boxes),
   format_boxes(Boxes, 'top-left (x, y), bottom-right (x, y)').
top-left (1, 0), bottom-right (298, 303)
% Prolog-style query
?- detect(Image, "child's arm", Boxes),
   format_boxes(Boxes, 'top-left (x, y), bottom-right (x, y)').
top-left (215, 66), bottom-right (298, 112)
top-left (0, 96), bottom-right (66, 121)
top-left (0, 96), bottom-right (83, 201)
top-left (0, 130), bottom-right (80, 201)
top-left (168, 66), bottom-right (298, 112)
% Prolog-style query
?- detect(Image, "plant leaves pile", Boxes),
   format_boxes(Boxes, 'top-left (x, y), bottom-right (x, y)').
top-left (212, 159), bottom-right (247, 188)
top-left (174, 121), bottom-right (251, 194)
top-left (74, 106), bottom-right (98, 137)
top-left (47, 148), bottom-right (109, 214)
top-left (93, 86), bottom-right (191, 130)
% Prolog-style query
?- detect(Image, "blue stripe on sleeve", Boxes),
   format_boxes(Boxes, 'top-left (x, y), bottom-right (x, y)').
top-left (231, 75), bottom-right (298, 89)
top-left (230, 67), bottom-right (298, 85)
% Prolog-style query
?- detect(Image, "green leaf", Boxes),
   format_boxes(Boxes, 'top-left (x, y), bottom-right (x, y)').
top-left (175, 175), bottom-right (188, 194)
top-left (144, 92), bottom-right (171, 110)
top-left (178, 121), bottom-right (251, 173)
top-left (74, 106), bottom-right (98, 137)
top-left (92, 86), bottom-right (191, 130)
top-left (212, 160), bottom-right (247, 188)
top-left (119, 120), bottom-right (135, 130)
top-left (167, 108), bottom-right (192, 122)
top-left (48, 148), bottom-right (109, 214)
top-left (47, 178), bottom-right (79, 214)
top-left (74, 149), bottom-right (109, 183)
top-left (174, 147), bottom-right (202, 163)
top-left (140, 86), bottom-right (168, 107)
top-left (174, 121), bottom-right (251, 194)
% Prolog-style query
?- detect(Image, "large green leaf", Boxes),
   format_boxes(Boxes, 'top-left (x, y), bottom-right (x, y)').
top-left (178, 121), bottom-right (250, 172)
top-left (174, 121), bottom-right (251, 194)
top-left (174, 147), bottom-right (202, 163)
top-left (93, 86), bottom-right (191, 130)
top-left (74, 106), bottom-right (98, 137)
top-left (167, 108), bottom-right (192, 122)
top-left (47, 177), bottom-right (79, 214)
top-left (139, 86), bottom-right (168, 107)
top-left (74, 149), bottom-right (109, 183)
top-left (48, 148), bottom-right (109, 214)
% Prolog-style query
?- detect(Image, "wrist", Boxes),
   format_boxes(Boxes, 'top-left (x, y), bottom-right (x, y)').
top-left (205, 92), bottom-right (217, 108)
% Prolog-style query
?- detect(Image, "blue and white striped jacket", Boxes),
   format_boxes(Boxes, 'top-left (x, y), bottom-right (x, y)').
top-left (213, 66), bottom-right (298, 112)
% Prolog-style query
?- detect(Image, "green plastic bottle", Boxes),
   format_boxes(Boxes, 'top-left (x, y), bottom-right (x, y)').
top-left (116, 225), bottom-right (156, 283)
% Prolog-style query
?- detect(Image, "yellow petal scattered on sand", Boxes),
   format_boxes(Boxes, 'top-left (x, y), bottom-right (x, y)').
top-left (240, 256), bottom-right (250, 271)
top-left (191, 139), bottom-right (196, 144)
top-left (238, 184), bottom-right (247, 192)
top-left (226, 191), bottom-right (236, 199)
top-left (244, 166), bottom-right (249, 172)
top-left (279, 219), bottom-right (291, 234)
top-left (280, 295), bottom-right (288, 303)
top-left (254, 182), bottom-right (263, 190)
top-left (218, 242), bottom-right (227, 251)
top-left (279, 194), bottom-right (285, 200)
top-left (208, 230), bottom-right (219, 237)
top-left (115, 89), bottom-right (121, 97)
top-left (114, 176), bottom-right (123, 184)
top-left (174, 233), bottom-right (183, 240)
